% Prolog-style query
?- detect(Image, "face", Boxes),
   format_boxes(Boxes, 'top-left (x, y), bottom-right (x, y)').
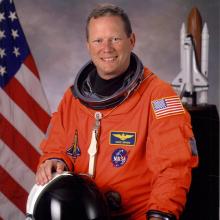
top-left (87, 16), bottom-right (135, 80)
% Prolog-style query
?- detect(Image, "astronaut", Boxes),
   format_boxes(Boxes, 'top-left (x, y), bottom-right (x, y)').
top-left (35, 4), bottom-right (198, 220)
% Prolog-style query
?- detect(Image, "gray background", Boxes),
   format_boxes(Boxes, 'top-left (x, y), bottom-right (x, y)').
top-left (13, 0), bottom-right (220, 113)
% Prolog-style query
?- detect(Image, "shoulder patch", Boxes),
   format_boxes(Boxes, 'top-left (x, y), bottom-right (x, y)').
top-left (151, 96), bottom-right (185, 119)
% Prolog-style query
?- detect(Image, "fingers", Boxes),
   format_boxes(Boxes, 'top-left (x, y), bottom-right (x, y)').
top-left (56, 160), bottom-right (65, 174)
top-left (36, 160), bottom-right (53, 185)
top-left (35, 159), bottom-right (65, 185)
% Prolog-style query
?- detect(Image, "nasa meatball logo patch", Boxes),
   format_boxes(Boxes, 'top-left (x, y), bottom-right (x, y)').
top-left (111, 148), bottom-right (128, 167)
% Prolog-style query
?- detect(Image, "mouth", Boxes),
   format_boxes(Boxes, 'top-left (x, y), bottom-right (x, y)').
top-left (101, 56), bottom-right (118, 62)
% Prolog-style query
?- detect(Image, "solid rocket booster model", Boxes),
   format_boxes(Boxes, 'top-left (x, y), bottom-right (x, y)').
top-left (172, 7), bottom-right (209, 105)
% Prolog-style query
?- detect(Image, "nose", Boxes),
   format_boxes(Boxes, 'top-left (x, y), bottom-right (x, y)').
top-left (102, 39), bottom-right (114, 52)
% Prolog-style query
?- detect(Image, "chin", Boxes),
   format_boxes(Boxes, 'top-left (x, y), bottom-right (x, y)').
top-left (97, 71), bottom-right (116, 79)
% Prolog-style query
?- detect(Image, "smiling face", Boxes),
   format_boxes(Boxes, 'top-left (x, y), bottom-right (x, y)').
top-left (86, 16), bottom-right (135, 80)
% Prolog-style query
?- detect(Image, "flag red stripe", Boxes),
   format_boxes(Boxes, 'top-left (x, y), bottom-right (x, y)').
top-left (156, 107), bottom-right (184, 113)
top-left (156, 112), bottom-right (185, 119)
top-left (3, 77), bottom-right (50, 133)
top-left (156, 108), bottom-right (184, 114)
top-left (166, 98), bottom-right (179, 102)
top-left (166, 102), bottom-right (182, 105)
top-left (166, 103), bottom-right (183, 107)
top-left (24, 54), bottom-right (40, 79)
top-left (156, 110), bottom-right (184, 116)
top-left (0, 113), bottom-right (40, 173)
top-left (0, 166), bottom-right (27, 214)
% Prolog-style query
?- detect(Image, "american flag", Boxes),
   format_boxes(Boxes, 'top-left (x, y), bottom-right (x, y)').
top-left (152, 96), bottom-right (185, 119)
top-left (0, 0), bottom-right (51, 219)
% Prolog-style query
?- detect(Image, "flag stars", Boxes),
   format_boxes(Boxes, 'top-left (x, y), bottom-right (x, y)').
top-left (0, 29), bottom-right (6, 40)
top-left (13, 47), bottom-right (20, 57)
top-left (11, 29), bottom-right (19, 39)
top-left (0, 48), bottom-right (6, 58)
top-left (8, 11), bottom-right (17, 22)
top-left (0, 65), bottom-right (6, 76)
top-left (0, 12), bottom-right (5, 22)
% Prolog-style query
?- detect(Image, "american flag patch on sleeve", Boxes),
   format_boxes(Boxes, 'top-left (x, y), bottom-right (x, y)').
top-left (152, 96), bottom-right (185, 119)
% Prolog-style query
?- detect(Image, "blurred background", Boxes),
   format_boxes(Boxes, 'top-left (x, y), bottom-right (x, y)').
top-left (13, 0), bottom-right (219, 113)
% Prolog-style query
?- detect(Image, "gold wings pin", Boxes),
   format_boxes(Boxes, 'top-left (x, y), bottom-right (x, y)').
top-left (113, 133), bottom-right (134, 141)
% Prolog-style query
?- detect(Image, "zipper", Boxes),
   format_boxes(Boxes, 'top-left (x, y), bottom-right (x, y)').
top-left (87, 112), bottom-right (102, 177)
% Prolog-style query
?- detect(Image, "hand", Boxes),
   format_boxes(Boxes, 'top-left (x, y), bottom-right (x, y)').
top-left (35, 159), bottom-right (65, 185)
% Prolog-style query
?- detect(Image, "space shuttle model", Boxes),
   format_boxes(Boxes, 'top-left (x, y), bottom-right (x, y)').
top-left (172, 7), bottom-right (209, 105)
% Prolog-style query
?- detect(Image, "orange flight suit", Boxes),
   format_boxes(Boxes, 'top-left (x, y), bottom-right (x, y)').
top-left (39, 67), bottom-right (198, 220)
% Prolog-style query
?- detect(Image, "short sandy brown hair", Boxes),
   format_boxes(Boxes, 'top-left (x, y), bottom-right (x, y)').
top-left (86, 4), bottom-right (132, 40)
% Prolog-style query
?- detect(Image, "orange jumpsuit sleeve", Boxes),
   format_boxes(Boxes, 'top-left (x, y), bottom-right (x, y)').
top-left (145, 82), bottom-right (199, 218)
top-left (38, 89), bottom-right (74, 171)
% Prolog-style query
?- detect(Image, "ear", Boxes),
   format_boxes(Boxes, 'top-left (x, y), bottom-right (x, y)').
top-left (128, 33), bottom-right (136, 50)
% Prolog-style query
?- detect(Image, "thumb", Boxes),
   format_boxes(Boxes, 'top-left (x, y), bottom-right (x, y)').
top-left (56, 160), bottom-right (65, 173)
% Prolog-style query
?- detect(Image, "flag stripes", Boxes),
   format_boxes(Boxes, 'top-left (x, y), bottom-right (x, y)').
top-left (0, 89), bottom-right (46, 152)
top-left (152, 96), bottom-right (185, 119)
top-left (0, 139), bottom-right (35, 192)
top-left (4, 76), bottom-right (50, 133)
top-left (15, 63), bottom-right (50, 115)
top-left (23, 54), bottom-right (40, 79)
top-left (0, 0), bottom-right (51, 219)
top-left (0, 115), bottom-right (40, 172)
top-left (0, 193), bottom-right (26, 220)
top-left (0, 166), bottom-right (28, 213)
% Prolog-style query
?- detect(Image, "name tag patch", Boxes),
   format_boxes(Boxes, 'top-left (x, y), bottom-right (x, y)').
top-left (110, 131), bottom-right (136, 146)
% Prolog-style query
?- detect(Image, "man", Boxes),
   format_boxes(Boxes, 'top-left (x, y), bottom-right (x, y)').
top-left (36, 4), bottom-right (198, 220)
